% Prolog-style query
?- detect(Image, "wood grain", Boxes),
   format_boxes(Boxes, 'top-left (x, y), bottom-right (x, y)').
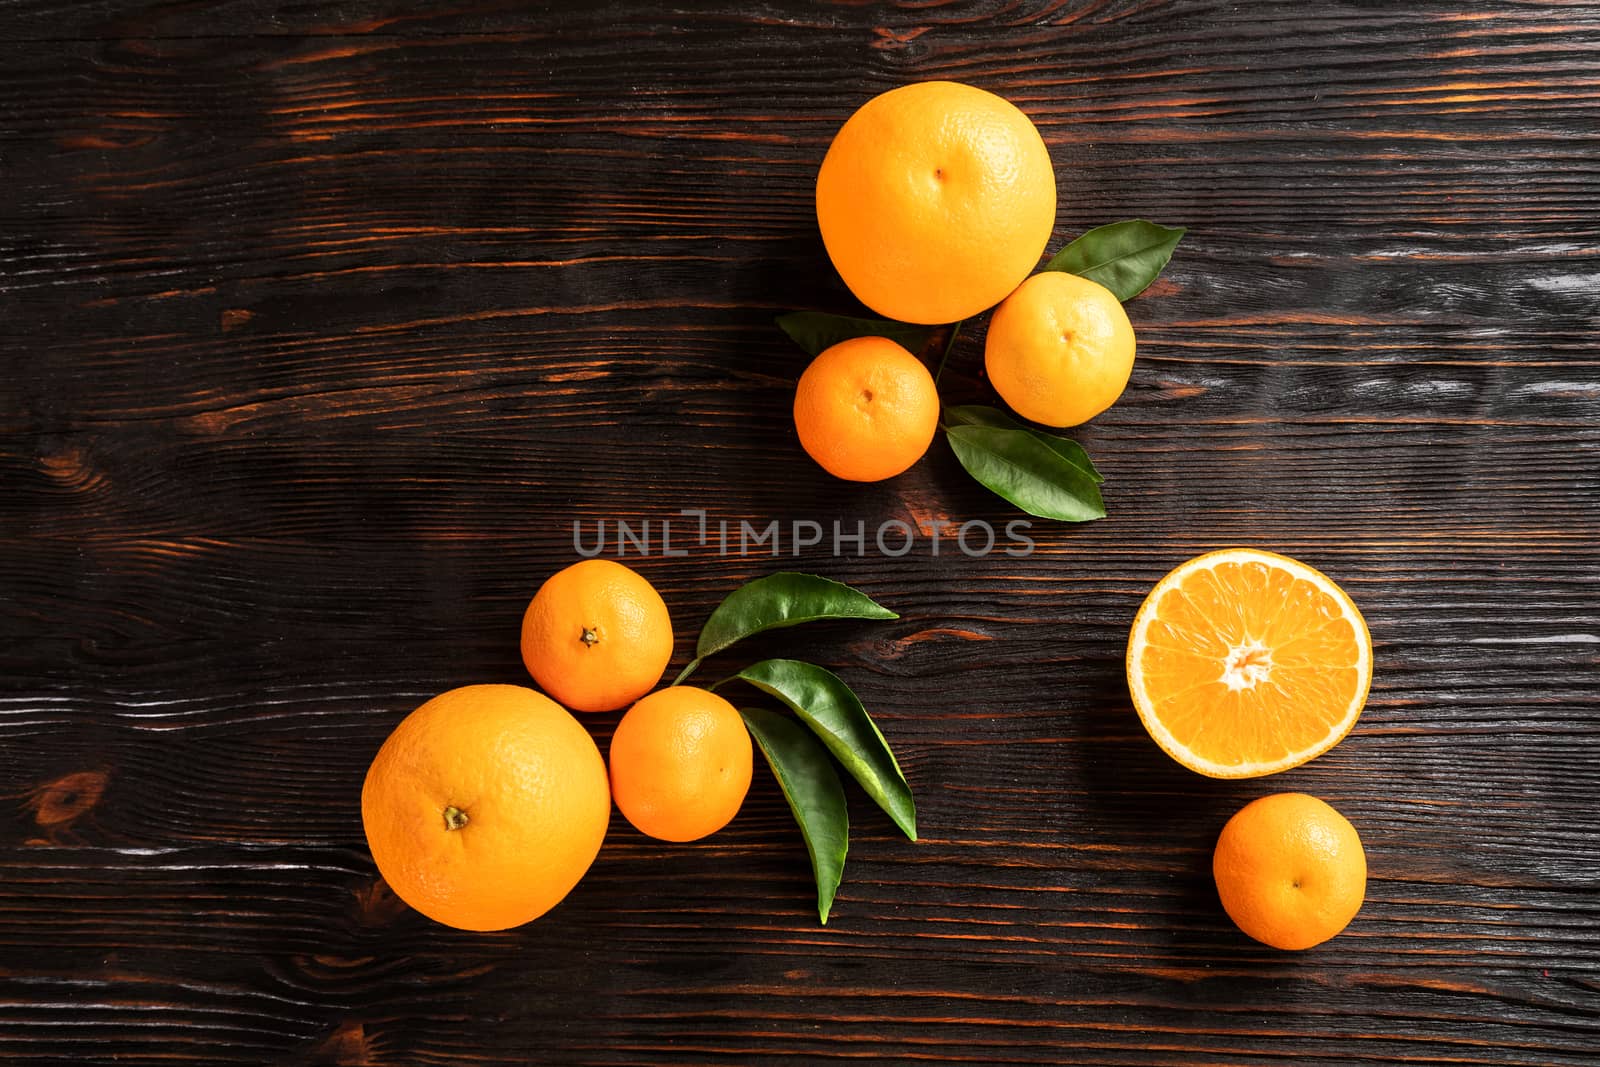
top-left (3, 1), bottom-right (1599, 1064)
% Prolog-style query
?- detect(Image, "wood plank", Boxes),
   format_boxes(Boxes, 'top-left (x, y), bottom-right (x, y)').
top-left (3, 1), bottom-right (1599, 1064)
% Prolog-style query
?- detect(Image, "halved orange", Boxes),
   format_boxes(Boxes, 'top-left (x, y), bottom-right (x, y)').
top-left (1126, 549), bottom-right (1372, 778)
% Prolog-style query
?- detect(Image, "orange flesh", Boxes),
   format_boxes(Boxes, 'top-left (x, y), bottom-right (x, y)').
top-left (1136, 559), bottom-right (1365, 770)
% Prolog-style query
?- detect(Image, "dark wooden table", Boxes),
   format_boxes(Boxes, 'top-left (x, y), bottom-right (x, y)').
top-left (4, 2), bottom-right (1598, 1064)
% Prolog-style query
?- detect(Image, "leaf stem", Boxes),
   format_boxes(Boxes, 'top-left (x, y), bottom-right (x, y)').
top-left (933, 321), bottom-right (964, 387)
top-left (670, 658), bottom-right (702, 687)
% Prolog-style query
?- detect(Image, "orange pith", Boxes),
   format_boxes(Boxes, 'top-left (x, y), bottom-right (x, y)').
top-left (1126, 549), bottom-right (1372, 778)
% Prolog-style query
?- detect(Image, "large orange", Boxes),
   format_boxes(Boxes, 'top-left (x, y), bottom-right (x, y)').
top-left (816, 81), bottom-right (1057, 325)
top-left (985, 271), bottom-right (1136, 428)
top-left (1126, 548), bottom-right (1372, 778)
top-left (608, 686), bottom-right (753, 843)
top-left (360, 684), bottom-right (610, 931)
top-left (521, 559), bottom-right (673, 713)
top-left (793, 335), bottom-right (939, 482)
top-left (1213, 793), bottom-right (1367, 950)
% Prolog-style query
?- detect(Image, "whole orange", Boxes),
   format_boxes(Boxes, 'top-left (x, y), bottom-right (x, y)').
top-left (985, 271), bottom-right (1136, 428)
top-left (360, 684), bottom-right (610, 931)
top-left (793, 335), bottom-right (939, 482)
top-left (1212, 793), bottom-right (1367, 951)
top-left (521, 559), bottom-right (673, 713)
top-left (816, 81), bottom-right (1057, 325)
top-left (609, 686), bottom-right (753, 843)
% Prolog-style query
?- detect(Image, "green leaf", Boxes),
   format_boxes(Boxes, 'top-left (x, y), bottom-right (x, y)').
top-left (1043, 220), bottom-right (1186, 302)
top-left (944, 405), bottom-right (1104, 485)
top-left (729, 659), bottom-right (915, 841)
top-left (741, 707), bottom-right (849, 924)
top-left (946, 424), bottom-right (1106, 522)
top-left (776, 311), bottom-right (935, 358)
top-left (695, 572), bottom-right (898, 661)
